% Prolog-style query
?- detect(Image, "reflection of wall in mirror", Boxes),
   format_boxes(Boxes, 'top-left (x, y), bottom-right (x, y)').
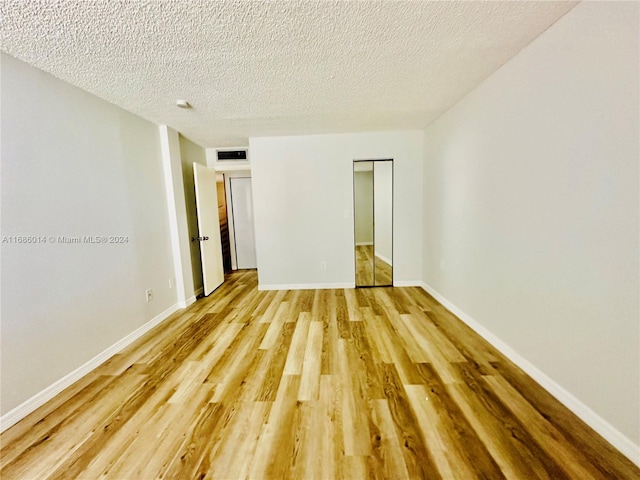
top-left (374, 162), bottom-right (393, 265)
top-left (354, 171), bottom-right (373, 245)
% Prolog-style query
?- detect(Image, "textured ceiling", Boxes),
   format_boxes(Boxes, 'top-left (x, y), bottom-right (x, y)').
top-left (1, 0), bottom-right (577, 147)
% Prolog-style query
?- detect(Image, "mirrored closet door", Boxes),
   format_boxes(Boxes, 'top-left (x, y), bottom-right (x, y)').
top-left (353, 159), bottom-right (393, 287)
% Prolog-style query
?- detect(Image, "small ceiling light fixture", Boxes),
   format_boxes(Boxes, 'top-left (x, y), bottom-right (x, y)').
top-left (176, 100), bottom-right (191, 109)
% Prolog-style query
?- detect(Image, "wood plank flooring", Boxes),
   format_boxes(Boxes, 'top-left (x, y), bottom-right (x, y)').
top-left (1, 270), bottom-right (638, 479)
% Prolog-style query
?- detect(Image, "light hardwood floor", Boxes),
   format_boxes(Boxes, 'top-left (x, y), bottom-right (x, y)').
top-left (1, 270), bottom-right (638, 479)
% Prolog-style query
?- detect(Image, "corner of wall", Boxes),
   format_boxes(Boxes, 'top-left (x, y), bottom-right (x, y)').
top-left (159, 126), bottom-right (195, 304)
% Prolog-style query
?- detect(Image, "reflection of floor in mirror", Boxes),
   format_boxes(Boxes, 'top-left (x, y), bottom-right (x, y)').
top-left (355, 245), bottom-right (392, 286)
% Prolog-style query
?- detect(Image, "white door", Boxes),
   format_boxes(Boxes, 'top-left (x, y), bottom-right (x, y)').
top-left (193, 163), bottom-right (224, 295)
top-left (230, 177), bottom-right (257, 269)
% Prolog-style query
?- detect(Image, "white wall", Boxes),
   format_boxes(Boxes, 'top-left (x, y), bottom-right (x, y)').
top-left (354, 171), bottom-right (373, 245)
top-left (1, 54), bottom-right (177, 414)
top-left (250, 131), bottom-right (423, 288)
top-left (422, 1), bottom-right (639, 447)
top-left (159, 126), bottom-right (194, 307)
top-left (179, 135), bottom-right (207, 294)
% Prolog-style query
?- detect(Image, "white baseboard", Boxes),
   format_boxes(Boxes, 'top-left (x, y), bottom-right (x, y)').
top-left (393, 280), bottom-right (422, 287)
top-left (259, 282), bottom-right (354, 291)
top-left (180, 288), bottom-right (203, 308)
top-left (0, 303), bottom-right (181, 433)
top-left (374, 252), bottom-right (393, 266)
top-left (419, 281), bottom-right (640, 467)
top-left (181, 296), bottom-right (196, 308)
top-left (355, 241), bottom-right (373, 246)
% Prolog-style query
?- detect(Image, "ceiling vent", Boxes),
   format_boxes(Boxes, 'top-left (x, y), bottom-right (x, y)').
top-left (217, 149), bottom-right (248, 161)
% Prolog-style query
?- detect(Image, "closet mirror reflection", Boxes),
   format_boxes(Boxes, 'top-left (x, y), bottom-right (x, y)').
top-left (353, 159), bottom-right (393, 287)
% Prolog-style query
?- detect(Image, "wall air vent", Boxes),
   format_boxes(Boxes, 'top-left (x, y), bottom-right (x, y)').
top-left (217, 149), bottom-right (248, 161)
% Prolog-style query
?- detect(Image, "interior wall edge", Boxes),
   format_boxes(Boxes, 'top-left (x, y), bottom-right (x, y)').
top-left (420, 280), bottom-right (640, 467)
top-left (159, 125), bottom-right (190, 304)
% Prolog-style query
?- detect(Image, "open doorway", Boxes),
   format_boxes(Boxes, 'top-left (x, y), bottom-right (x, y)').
top-left (216, 174), bottom-right (233, 273)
